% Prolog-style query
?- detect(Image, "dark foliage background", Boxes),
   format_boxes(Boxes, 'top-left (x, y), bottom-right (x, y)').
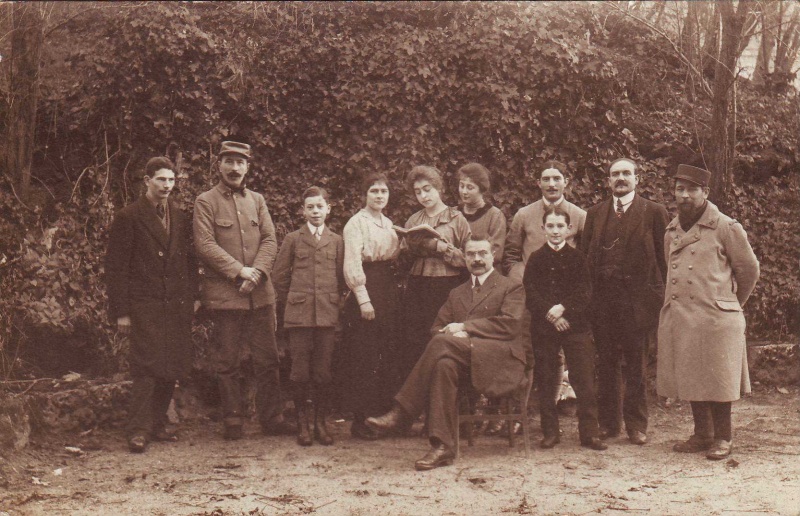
top-left (0, 2), bottom-right (797, 378)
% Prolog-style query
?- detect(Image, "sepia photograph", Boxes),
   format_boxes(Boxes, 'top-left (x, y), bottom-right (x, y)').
top-left (0, 2), bottom-right (798, 515)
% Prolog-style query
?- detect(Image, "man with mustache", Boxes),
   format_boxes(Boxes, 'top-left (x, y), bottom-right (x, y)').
top-left (657, 165), bottom-right (759, 460)
top-left (193, 141), bottom-right (294, 440)
top-left (580, 158), bottom-right (669, 446)
top-left (502, 161), bottom-right (586, 434)
top-left (366, 236), bottom-right (527, 470)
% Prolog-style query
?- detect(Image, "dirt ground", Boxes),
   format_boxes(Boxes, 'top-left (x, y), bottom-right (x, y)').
top-left (1, 386), bottom-right (798, 516)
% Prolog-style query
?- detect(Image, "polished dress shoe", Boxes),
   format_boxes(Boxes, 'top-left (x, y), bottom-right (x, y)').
top-left (350, 420), bottom-right (379, 441)
top-left (706, 440), bottom-right (732, 460)
top-left (151, 426), bottom-right (179, 442)
top-left (673, 435), bottom-right (714, 453)
top-left (581, 437), bottom-right (608, 451)
top-left (366, 406), bottom-right (407, 434)
top-left (539, 435), bottom-right (560, 449)
top-left (628, 430), bottom-right (648, 445)
top-left (414, 443), bottom-right (455, 471)
top-left (128, 434), bottom-right (148, 453)
top-left (598, 428), bottom-right (620, 440)
top-left (223, 424), bottom-right (243, 441)
top-left (262, 419), bottom-right (297, 436)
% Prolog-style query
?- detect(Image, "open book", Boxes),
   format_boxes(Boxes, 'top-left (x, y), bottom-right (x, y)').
top-left (392, 223), bottom-right (442, 239)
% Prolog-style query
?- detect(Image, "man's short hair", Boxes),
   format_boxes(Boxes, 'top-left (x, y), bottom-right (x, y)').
top-left (542, 205), bottom-right (571, 225)
top-left (407, 165), bottom-right (444, 193)
top-left (462, 233), bottom-right (491, 252)
top-left (540, 160), bottom-right (569, 179)
top-left (607, 157), bottom-right (637, 175)
top-left (144, 156), bottom-right (175, 179)
top-left (457, 163), bottom-right (491, 193)
top-left (302, 186), bottom-right (329, 203)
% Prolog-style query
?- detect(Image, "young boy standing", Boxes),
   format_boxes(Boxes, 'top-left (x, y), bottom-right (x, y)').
top-left (522, 206), bottom-right (606, 451)
top-left (273, 186), bottom-right (345, 446)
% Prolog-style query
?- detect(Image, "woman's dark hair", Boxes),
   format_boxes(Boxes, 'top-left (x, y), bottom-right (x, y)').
top-left (406, 165), bottom-right (444, 192)
top-left (361, 171), bottom-right (390, 193)
top-left (457, 163), bottom-right (491, 193)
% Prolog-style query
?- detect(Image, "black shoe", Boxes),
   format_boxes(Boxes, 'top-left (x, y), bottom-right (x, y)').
top-left (223, 424), bottom-right (243, 441)
top-left (128, 434), bottom-right (148, 453)
top-left (351, 420), bottom-right (379, 441)
top-left (314, 405), bottom-right (334, 446)
top-left (262, 419), bottom-right (297, 436)
top-left (414, 444), bottom-right (455, 471)
top-left (581, 437), bottom-right (608, 451)
top-left (598, 428), bottom-right (620, 440)
top-left (366, 406), bottom-right (408, 434)
top-left (628, 430), bottom-right (648, 445)
top-left (539, 435), bottom-right (560, 449)
top-left (673, 435), bottom-right (714, 453)
top-left (151, 426), bottom-right (179, 442)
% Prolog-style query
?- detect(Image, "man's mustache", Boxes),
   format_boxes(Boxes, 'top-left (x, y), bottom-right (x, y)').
top-left (615, 180), bottom-right (628, 186)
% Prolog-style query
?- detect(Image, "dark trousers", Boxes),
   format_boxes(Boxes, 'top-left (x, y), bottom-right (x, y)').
top-left (533, 330), bottom-right (600, 441)
top-left (288, 327), bottom-right (335, 385)
top-left (592, 282), bottom-right (650, 434)
top-left (126, 375), bottom-right (175, 438)
top-left (394, 334), bottom-right (471, 449)
top-left (211, 306), bottom-right (283, 427)
top-left (691, 401), bottom-right (733, 441)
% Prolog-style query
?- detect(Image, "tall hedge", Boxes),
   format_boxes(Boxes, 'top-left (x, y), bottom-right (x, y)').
top-left (1, 2), bottom-right (796, 377)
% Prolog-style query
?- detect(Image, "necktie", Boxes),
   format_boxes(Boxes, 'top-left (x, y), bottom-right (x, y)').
top-left (156, 203), bottom-right (166, 220)
top-left (616, 198), bottom-right (624, 218)
top-left (315, 229), bottom-right (321, 241)
top-left (473, 277), bottom-right (481, 289)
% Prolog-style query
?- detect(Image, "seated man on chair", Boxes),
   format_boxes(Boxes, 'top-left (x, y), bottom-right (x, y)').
top-left (367, 235), bottom-right (528, 471)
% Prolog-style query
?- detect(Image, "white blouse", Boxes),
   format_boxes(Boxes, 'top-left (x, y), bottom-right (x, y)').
top-left (343, 209), bottom-right (400, 305)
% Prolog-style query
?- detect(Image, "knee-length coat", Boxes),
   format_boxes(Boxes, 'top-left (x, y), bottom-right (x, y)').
top-left (656, 201), bottom-right (759, 401)
top-left (105, 196), bottom-right (198, 380)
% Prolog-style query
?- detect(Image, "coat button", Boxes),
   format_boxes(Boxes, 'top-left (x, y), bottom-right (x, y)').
top-left (158, 251), bottom-right (164, 257)
top-left (672, 279), bottom-right (677, 284)
top-left (688, 265), bottom-right (693, 270)
top-left (671, 295), bottom-right (677, 299)
top-left (672, 264), bottom-right (677, 269)
top-left (691, 250), bottom-right (695, 254)
top-left (688, 280), bottom-right (693, 284)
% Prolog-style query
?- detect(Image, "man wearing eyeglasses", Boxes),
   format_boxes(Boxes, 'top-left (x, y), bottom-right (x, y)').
top-left (366, 235), bottom-right (527, 470)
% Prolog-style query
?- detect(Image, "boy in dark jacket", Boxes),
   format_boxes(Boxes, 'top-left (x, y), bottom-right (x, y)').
top-left (273, 186), bottom-right (345, 446)
top-left (522, 206), bottom-right (605, 451)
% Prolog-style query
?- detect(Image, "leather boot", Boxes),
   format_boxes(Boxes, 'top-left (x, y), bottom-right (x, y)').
top-left (314, 400), bottom-right (334, 446)
top-left (295, 400), bottom-right (312, 446)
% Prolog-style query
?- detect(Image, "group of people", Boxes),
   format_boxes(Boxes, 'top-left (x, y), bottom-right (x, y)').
top-left (105, 140), bottom-right (759, 472)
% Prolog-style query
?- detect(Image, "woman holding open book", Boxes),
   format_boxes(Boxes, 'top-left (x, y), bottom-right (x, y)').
top-left (341, 171), bottom-right (401, 440)
top-left (398, 165), bottom-right (471, 385)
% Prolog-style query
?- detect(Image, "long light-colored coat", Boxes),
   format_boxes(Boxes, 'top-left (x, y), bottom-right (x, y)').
top-left (657, 201), bottom-right (760, 401)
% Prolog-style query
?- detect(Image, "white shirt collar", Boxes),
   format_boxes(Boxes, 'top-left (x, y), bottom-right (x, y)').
top-left (548, 241), bottom-right (566, 252)
top-left (307, 222), bottom-right (324, 236)
top-left (472, 268), bottom-right (494, 287)
top-left (613, 191), bottom-right (635, 212)
top-left (543, 196), bottom-right (565, 207)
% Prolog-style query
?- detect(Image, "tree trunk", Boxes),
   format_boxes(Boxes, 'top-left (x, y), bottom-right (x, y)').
top-left (708, 1), bottom-right (751, 206)
top-left (5, 3), bottom-right (45, 202)
top-left (681, 1), bottom-right (700, 68)
top-left (753, 1), bottom-right (778, 85)
top-left (775, 5), bottom-right (800, 78)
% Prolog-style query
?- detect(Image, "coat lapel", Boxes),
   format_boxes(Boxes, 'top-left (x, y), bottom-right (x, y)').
top-left (621, 194), bottom-right (645, 249)
top-left (166, 200), bottom-right (180, 258)
top-left (592, 200), bottom-right (613, 254)
top-left (468, 270), bottom-right (499, 313)
top-left (316, 226), bottom-right (333, 249)
top-left (668, 202), bottom-right (719, 253)
top-left (137, 197), bottom-right (169, 250)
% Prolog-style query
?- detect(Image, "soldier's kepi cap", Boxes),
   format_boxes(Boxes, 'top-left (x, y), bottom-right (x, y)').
top-left (675, 164), bottom-right (711, 187)
top-left (219, 141), bottom-right (251, 159)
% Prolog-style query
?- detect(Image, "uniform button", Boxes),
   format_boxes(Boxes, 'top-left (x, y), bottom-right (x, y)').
top-left (672, 264), bottom-right (677, 269)
top-left (241, 230), bottom-right (245, 233)
top-left (691, 250), bottom-right (695, 254)
top-left (237, 211), bottom-right (241, 215)
top-left (688, 266), bottom-right (693, 270)
top-left (158, 251), bottom-right (164, 257)
top-left (688, 280), bottom-right (693, 284)
top-left (672, 279), bottom-right (677, 284)
top-left (690, 295), bottom-right (694, 299)
top-left (671, 295), bottom-right (677, 299)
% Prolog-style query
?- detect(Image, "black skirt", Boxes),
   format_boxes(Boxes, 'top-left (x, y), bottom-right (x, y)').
top-left (338, 261), bottom-right (399, 417)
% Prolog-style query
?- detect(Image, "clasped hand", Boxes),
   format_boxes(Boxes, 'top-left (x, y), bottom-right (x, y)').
top-left (440, 322), bottom-right (467, 338)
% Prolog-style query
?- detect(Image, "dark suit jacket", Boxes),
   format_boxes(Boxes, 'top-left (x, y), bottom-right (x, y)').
top-left (272, 225), bottom-right (345, 328)
top-left (430, 270), bottom-right (527, 397)
top-left (105, 196), bottom-right (198, 379)
top-left (580, 193), bottom-right (669, 329)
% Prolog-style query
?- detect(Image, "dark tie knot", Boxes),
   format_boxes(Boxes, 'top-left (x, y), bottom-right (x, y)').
top-left (156, 203), bottom-right (166, 219)
top-left (473, 277), bottom-right (481, 288)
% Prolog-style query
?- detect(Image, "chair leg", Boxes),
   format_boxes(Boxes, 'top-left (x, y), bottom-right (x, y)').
top-left (521, 400), bottom-right (531, 458)
top-left (506, 399), bottom-right (517, 449)
top-left (455, 415), bottom-right (461, 458)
